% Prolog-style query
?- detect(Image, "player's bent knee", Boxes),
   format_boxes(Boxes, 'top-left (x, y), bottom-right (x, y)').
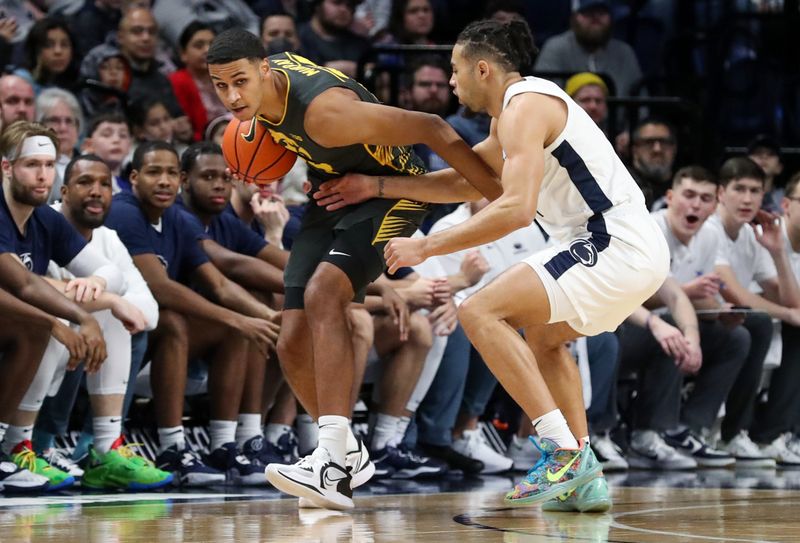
top-left (408, 313), bottom-right (433, 350)
top-left (155, 309), bottom-right (188, 339)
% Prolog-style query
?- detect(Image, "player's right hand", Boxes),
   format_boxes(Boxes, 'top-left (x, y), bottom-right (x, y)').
top-left (51, 320), bottom-right (86, 371)
top-left (79, 317), bottom-right (107, 373)
top-left (314, 173), bottom-right (377, 211)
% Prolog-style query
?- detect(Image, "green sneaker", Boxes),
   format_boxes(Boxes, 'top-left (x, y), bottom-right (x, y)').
top-left (10, 440), bottom-right (75, 491)
top-left (541, 474), bottom-right (612, 512)
top-left (505, 438), bottom-right (602, 506)
top-left (82, 438), bottom-right (173, 491)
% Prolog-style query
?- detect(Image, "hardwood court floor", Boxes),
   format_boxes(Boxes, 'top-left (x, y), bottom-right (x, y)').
top-left (3, 470), bottom-right (800, 542)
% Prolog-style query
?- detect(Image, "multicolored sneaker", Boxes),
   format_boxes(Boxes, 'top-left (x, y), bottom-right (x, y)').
top-left (82, 437), bottom-right (173, 490)
top-left (541, 474), bottom-right (612, 513)
top-left (0, 453), bottom-right (49, 493)
top-left (10, 440), bottom-right (74, 491)
top-left (505, 438), bottom-right (601, 506)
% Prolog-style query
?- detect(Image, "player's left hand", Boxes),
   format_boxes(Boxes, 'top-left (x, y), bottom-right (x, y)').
top-left (385, 236), bottom-right (428, 274)
top-left (429, 299), bottom-right (458, 336)
top-left (66, 276), bottom-right (106, 303)
top-left (314, 173), bottom-right (377, 211)
top-left (379, 284), bottom-right (409, 342)
top-left (753, 210), bottom-right (783, 253)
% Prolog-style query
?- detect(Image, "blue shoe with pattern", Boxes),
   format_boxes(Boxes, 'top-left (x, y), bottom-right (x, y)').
top-left (505, 438), bottom-right (601, 506)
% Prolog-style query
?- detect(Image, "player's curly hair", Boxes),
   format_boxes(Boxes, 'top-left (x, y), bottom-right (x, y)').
top-left (456, 18), bottom-right (537, 74)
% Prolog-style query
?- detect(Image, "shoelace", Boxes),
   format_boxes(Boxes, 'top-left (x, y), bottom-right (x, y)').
top-left (13, 448), bottom-right (42, 473)
top-left (43, 450), bottom-right (77, 471)
top-left (524, 437), bottom-right (550, 478)
top-left (117, 442), bottom-right (155, 467)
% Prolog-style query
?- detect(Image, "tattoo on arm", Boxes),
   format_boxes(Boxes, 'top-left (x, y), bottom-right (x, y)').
top-left (378, 176), bottom-right (385, 198)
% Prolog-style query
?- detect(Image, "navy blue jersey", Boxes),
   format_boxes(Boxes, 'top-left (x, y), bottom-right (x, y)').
top-left (105, 191), bottom-right (209, 283)
top-left (0, 186), bottom-right (86, 274)
top-left (183, 208), bottom-right (267, 258)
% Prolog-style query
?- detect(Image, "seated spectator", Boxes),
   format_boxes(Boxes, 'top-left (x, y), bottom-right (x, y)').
top-left (261, 11), bottom-right (303, 54)
top-left (204, 113), bottom-right (232, 146)
top-left (78, 43), bottom-right (130, 119)
top-left (15, 17), bottom-right (80, 95)
top-left (534, 0), bottom-right (643, 97)
top-left (170, 22), bottom-right (228, 143)
top-left (81, 111), bottom-right (134, 193)
top-left (709, 157), bottom-right (800, 464)
top-left (36, 88), bottom-right (83, 202)
top-left (486, 0), bottom-right (527, 24)
top-left (565, 71), bottom-right (608, 130)
top-left (104, 141), bottom-right (278, 486)
top-left (298, 0), bottom-right (370, 78)
top-left (629, 117), bottom-right (678, 211)
top-left (747, 135), bottom-right (785, 214)
top-left (0, 74), bottom-right (36, 127)
top-left (0, 121), bottom-right (120, 489)
top-left (116, 7), bottom-right (191, 142)
top-left (381, 0), bottom-right (435, 45)
top-left (128, 97), bottom-right (180, 154)
top-left (402, 55), bottom-right (452, 172)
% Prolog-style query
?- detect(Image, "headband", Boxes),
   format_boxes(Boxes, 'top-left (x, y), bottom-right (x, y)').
top-left (13, 136), bottom-right (57, 161)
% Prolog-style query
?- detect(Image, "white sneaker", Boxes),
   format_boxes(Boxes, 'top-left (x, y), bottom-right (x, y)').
top-left (720, 431), bottom-right (776, 469)
top-left (628, 430), bottom-right (697, 470)
top-left (267, 447), bottom-right (353, 510)
top-left (787, 434), bottom-right (800, 457)
top-left (42, 448), bottom-right (84, 479)
top-left (452, 429), bottom-right (513, 474)
top-left (0, 458), bottom-right (49, 493)
top-left (297, 437), bottom-right (375, 509)
top-left (507, 434), bottom-right (540, 471)
top-left (760, 433), bottom-right (800, 467)
top-left (590, 434), bottom-right (629, 471)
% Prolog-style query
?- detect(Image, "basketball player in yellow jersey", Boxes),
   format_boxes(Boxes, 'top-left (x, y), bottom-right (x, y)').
top-left (207, 28), bottom-right (500, 510)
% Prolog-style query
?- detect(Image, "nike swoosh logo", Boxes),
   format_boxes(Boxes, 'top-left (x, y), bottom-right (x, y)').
top-left (546, 453), bottom-right (580, 483)
top-left (37, 142), bottom-right (48, 147)
top-left (109, 418), bottom-right (121, 423)
top-left (328, 249), bottom-right (350, 257)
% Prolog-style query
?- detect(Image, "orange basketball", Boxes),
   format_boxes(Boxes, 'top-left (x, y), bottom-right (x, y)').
top-left (221, 117), bottom-right (297, 185)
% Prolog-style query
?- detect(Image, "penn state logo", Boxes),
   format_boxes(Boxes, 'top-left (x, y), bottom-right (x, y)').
top-left (157, 255), bottom-right (168, 269)
top-left (19, 252), bottom-right (33, 271)
top-left (568, 240), bottom-right (598, 267)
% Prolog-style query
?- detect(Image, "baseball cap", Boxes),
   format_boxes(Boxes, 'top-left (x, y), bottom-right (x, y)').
top-left (565, 72), bottom-right (608, 97)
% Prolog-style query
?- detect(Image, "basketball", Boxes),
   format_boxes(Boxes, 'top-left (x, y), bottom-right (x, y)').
top-left (221, 117), bottom-right (297, 185)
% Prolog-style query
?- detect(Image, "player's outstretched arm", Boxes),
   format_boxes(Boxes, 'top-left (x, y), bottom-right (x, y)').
top-left (305, 89), bottom-right (502, 200)
top-left (384, 96), bottom-right (545, 273)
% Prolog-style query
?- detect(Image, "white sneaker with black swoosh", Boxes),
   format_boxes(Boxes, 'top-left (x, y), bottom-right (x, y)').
top-left (298, 436), bottom-right (376, 509)
top-left (266, 447), bottom-right (353, 510)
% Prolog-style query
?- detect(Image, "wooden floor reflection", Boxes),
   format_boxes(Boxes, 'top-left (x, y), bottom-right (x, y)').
top-left (2, 475), bottom-right (800, 542)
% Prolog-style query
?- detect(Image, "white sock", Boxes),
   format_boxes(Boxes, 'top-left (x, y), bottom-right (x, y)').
top-left (265, 423), bottom-right (292, 444)
top-left (0, 422), bottom-right (8, 444)
top-left (532, 410), bottom-right (578, 449)
top-left (93, 416), bottom-right (121, 454)
top-left (391, 416), bottom-right (412, 448)
top-left (371, 414), bottom-right (400, 451)
top-left (158, 426), bottom-right (186, 453)
top-left (2, 425), bottom-right (33, 454)
top-left (296, 414), bottom-right (318, 455)
top-left (317, 415), bottom-right (348, 466)
top-left (236, 413), bottom-right (263, 446)
top-left (346, 425), bottom-right (359, 453)
top-left (209, 420), bottom-right (237, 451)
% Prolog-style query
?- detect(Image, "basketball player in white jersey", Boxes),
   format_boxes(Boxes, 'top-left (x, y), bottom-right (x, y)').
top-left (314, 18), bottom-right (669, 510)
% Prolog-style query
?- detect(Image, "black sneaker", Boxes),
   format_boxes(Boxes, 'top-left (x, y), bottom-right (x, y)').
top-left (371, 445), bottom-right (447, 479)
top-left (418, 443), bottom-right (484, 474)
top-left (241, 435), bottom-right (284, 466)
top-left (664, 428), bottom-right (735, 468)
top-left (206, 442), bottom-right (268, 486)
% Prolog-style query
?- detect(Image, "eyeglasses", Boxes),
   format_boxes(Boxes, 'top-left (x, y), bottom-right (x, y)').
top-left (634, 137), bottom-right (675, 148)
top-left (42, 116), bottom-right (77, 127)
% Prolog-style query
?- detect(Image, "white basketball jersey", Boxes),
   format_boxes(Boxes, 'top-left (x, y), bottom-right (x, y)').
top-left (501, 77), bottom-right (646, 244)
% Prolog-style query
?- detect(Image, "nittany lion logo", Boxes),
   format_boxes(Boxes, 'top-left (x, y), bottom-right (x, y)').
top-left (568, 240), bottom-right (598, 267)
top-left (18, 252), bottom-right (33, 271)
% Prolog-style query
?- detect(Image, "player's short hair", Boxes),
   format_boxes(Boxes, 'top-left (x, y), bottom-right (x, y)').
top-left (718, 156), bottom-right (766, 188)
top-left (63, 154), bottom-right (109, 186)
top-left (181, 141), bottom-right (223, 174)
top-left (785, 171), bottom-right (800, 199)
top-left (672, 165), bottom-right (717, 188)
top-left (207, 28), bottom-right (267, 65)
top-left (456, 18), bottom-right (537, 73)
top-left (0, 121), bottom-right (58, 162)
top-left (131, 140), bottom-right (178, 171)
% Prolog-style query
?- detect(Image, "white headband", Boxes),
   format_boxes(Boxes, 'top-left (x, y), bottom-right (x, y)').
top-left (14, 136), bottom-right (57, 161)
